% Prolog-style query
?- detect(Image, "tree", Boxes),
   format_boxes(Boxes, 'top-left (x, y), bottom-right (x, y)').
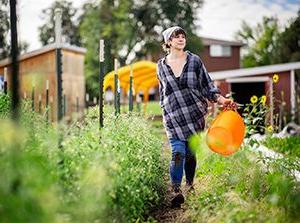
top-left (38, 0), bottom-right (81, 46)
top-left (272, 10), bottom-right (300, 64)
top-left (0, 0), bottom-right (29, 60)
top-left (0, 0), bottom-right (10, 59)
top-left (271, 10), bottom-right (300, 124)
top-left (79, 0), bottom-right (204, 97)
top-left (236, 17), bottom-right (280, 67)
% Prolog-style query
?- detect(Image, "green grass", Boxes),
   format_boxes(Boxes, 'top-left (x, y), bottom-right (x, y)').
top-left (115, 101), bottom-right (162, 116)
top-left (182, 133), bottom-right (300, 223)
top-left (262, 136), bottom-right (300, 158)
top-left (142, 101), bottom-right (162, 116)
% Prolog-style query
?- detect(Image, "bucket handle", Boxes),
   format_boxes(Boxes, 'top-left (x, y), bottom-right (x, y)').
top-left (223, 104), bottom-right (237, 112)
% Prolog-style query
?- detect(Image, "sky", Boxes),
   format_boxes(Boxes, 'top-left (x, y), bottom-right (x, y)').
top-left (17, 0), bottom-right (300, 51)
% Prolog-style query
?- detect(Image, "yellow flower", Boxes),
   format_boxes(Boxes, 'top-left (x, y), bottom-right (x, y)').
top-left (273, 74), bottom-right (279, 83)
top-left (267, 125), bottom-right (273, 132)
top-left (250, 95), bottom-right (258, 104)
top-left (260, 95), bottom-right (267, 105)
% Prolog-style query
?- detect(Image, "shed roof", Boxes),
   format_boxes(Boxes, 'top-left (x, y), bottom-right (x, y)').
top-left (0, 43), bottom-right (87, 67)
top-left (201, 37), bottom-right (244, 46)
top-left (210, 62), bottom-right (300, 80)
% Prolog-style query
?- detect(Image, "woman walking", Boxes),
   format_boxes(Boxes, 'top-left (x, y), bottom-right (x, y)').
top-left (157, 26), bottom-right (236, 207)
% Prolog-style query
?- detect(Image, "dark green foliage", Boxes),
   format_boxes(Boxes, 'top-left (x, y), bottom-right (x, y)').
top-left (187, 133), bottom-right (300, 222)
top-left (0, 97), bottom-right (167, 222)
top-left (37, 0), bottom-right (204, 97)
top-left (236, 11), bottom-right (300, 68)
top-left (0, 0), bottom-right (10, 60)
top-left (262, 136), bottom-right (300, 158)
top-left (0, 0), bottom-right (29, 60)
top-left (236, 17), bottom-right (280, 67)
top-left (79, 0), bottom-right (204, 97)
top-left (272, 10), bottom-right (300, 63)
top-left (0, 93), bottom-right (10, 118)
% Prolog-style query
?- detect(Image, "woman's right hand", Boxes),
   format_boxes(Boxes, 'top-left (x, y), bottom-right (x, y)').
top-left (217, 95), bottom-right (237, 110)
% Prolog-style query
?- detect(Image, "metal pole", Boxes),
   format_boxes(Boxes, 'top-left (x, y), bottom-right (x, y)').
top-left (114, 58), bottom-right (118, 115)
top-left (56, 48), bottom-right (63, 121)
top-left (38, 94), bottom-right (42, 114)
top-left (129, 64), bottom-right (133, 112)
top-left (55, 9), bottom-right (64, 159)
top-left (46, 80), bottom-right (49, 123)
top-left (50, 96), bottom-right (53, 122)
top-left (31, 82), bottom-right (35, 112)
top-left (9, 0), bottom-right (20, 121)
top-left (4, 67), bottom-right (7, 94)
top-left (55, 8), bottom-right (63, 122)
top-left (117, 79), bottom-right (120, 114)
top-left (99, 39), bottom-right (105, 128)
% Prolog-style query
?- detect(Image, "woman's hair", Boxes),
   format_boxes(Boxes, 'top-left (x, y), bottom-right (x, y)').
top-left (162, 28), bottom-right (186, 53)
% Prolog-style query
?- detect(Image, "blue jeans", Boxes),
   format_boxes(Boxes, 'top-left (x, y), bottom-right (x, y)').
top-left (169, 138), bottom-right (197, 187)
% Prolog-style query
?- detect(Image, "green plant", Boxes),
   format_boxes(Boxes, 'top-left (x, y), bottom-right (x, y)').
top-left (262, 136), bottom-right (300, 158)
top-left (243, 95), bottom-right (270, 136)
top-left (185, 133), bottom-right (300, 222)
top-left (0, 93), bottom-right (10, 118)
top-left (0, 97), bottom-right (167, 222)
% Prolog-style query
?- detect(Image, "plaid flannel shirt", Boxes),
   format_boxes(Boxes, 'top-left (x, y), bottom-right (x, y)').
top-left (157, 51), bottom-right (220, 141)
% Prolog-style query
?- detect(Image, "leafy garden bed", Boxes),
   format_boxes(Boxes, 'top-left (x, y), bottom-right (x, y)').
top-left (178, 134), bottom-right (300, 223)
top-left (262, 136), bottom-right (300, 158)
top-left (0, 94), bottom-right (167, 223)
top-left (2, 93), bottom-right (300, 223)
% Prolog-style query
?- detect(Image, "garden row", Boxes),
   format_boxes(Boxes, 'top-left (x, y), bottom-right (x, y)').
top-left (0, 94), bottom-right (167, 223)
top-left (262, 136), bottom-right (300, 158)
top-left (176, 134), bottom-right (300, 223)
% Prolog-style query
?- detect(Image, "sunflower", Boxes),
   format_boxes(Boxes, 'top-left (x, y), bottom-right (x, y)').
top-left (273, 74), bottom-right (279, 83)
top-left (267, 125), bottom-right (273, 132)
top-left (250, 95), bottom-right (258, 104)
top-left (260, 95), bottom-right (267, 105)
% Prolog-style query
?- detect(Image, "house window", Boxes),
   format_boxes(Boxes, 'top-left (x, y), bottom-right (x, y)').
top-left (210, 45), bottom-right (232, 57)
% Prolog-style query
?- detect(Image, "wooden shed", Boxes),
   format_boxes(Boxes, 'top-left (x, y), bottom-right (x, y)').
top-left (210, 62), bottom-right (300, 124)
top-left (0, 43), bottom-right (86, 121)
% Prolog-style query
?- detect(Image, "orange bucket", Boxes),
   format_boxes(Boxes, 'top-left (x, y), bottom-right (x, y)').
top-left (206, 110), bottom-right (245, 156)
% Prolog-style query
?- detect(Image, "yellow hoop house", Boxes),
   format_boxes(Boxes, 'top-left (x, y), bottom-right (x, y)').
top-left (103, 60), bottom-right (158, 103)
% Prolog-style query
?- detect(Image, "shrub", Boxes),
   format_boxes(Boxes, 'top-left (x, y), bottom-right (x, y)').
top-left (0, 96), bottom-right (167, 222)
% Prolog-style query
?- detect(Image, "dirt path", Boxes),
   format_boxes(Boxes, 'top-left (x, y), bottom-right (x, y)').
top-left (150, 191), bottom-right (187, 223)
top-left (150, 178), bottom-right (200, 223)
top-left (149, 127), bottom-right (192, 223)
